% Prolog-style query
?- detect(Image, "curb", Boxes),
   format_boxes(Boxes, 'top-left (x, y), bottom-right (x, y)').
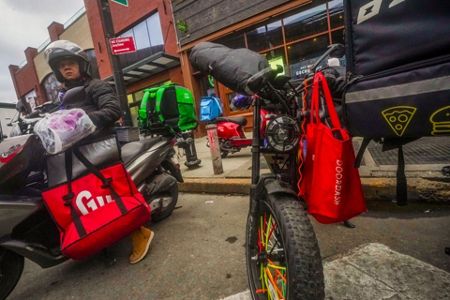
top-left (179, 177), bottom-right (450, 202)
top-left (179, 178), bottom-right (251, 195)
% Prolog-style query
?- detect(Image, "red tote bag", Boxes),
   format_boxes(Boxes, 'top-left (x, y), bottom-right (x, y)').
top-left (300, 72), bottom-right (366, 224)
top-left (42, 148), bottom-right (151, 260)
top-left (299, 76), bottom-right (321, 200)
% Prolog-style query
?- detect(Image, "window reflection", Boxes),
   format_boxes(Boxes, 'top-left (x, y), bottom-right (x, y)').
top-left (43, 74), bottom-right (61, 103)
top-left (147, 13), bottom-right (164, 47)
top-left (121, 29), bottom-right (133, 39)
top-left (283, 1), bottom-right (328, 42)
top-left (118, 12), bottom-right (165, 68)
top-left (120, 12), bottom-right (164, 49)
top-left (133, 21), bottom-right (151, 50)
top-left (288, 35), bottom-right (329, 79)
top-left (216, 33), bottom-right (246, 49)
top-left (247, 20), bottom-right (283, 51)
top-left (331, 29), bottom-right (345, 44)
top-left (209, 1), bottom-right (346, 95)
top-left (328, 0), bottom-right (344, 28)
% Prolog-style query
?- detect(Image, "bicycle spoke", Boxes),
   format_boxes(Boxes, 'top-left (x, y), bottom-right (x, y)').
top-left (254, 210), bottom-right (288, 299)
top-left (265, 267), bottom-right (285, 299)
top-left (265, 215), bottom-right (273, 250)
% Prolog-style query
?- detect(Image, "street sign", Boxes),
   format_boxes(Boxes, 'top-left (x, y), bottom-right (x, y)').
top-left (110, 0), bottom-right (128, 7)
top-left (110, 36), bottom-right (136, 55)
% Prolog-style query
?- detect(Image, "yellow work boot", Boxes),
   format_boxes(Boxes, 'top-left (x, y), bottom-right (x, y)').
top-left (129, 226), bottom-right (154, 264)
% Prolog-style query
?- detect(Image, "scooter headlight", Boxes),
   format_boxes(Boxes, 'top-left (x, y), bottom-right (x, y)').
top-left (265, 116), bottom-right (299, 152)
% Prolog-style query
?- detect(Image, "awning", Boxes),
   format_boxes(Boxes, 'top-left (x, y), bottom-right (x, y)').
top-left (106, 51), bottom-right (180, 85)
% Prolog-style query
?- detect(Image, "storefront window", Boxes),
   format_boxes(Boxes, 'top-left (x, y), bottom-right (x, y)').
top-left (133, 21), bottom-right (151, 50)
top-left (288, 35), bottom-right (329, 79)
top-left (24, 90), bottom-right (37, 112)
top-left (283, 1), bottom-right (328, 42)
top-left (208, 1), bottom-right (346, 115)
top-left (43, 73), bottom-right (60, 103)
top-left (146, 12), bottom-right (164, 47)
top-left (133, 90), bottom-right (145, 103)
top-left (328, 0), bottom-right (344, 29)
top-left (247, 20), bottom-right (283, 51)
top-left (216, 33), bottom-right (246, 49)
top-left (120, 12), bottom-right (164, 50)
top-left (127, 94), bottom-right (139, 127)
top-left (331, 28), bottom-right (345, 44)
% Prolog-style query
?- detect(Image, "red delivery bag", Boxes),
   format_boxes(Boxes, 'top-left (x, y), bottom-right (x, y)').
top-left (42, 147), bottom-right (150, 260)
top-left (300, 72), bottom-right (366, 224)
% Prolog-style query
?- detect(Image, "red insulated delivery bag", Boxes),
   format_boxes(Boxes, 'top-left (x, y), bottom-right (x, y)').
top-left (42, 147), bottom-right (150, 260)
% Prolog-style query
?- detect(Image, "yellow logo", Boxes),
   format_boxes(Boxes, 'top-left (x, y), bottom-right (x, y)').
top-left (381, 106), bottom-right (417, 137)
top-left (429, 106), bottom-right (450, 135)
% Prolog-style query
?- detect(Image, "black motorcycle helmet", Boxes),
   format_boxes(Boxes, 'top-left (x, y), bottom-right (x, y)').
top-left (44, 40), bottom-right (91, 83)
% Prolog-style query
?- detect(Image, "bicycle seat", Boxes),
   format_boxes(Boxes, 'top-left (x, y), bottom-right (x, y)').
top-left (215, 116), bottom-right (247, 126)
top-left (121, 136), bottom-right (164, 164)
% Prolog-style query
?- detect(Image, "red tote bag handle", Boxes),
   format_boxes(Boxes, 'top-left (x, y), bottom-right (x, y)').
top-left (314, 72), bottom-right (350, 139)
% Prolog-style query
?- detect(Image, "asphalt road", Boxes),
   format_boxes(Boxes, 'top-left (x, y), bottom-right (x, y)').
top-left (8, 193), bottom-right (450, 300)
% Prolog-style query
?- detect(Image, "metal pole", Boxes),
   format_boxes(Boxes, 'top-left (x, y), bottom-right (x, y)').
top-left (98, 0), bottom-right (132, 126)
top-left (206, 124), bottom-right (223, 175)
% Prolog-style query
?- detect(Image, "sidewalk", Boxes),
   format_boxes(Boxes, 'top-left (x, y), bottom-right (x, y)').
top-left (221, 243), bottom-right (450, 300)
top-left (178, 135), bottom-right (450, 201)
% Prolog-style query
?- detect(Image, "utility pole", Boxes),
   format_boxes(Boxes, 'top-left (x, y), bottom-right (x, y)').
top-left (97, 0), bottom-right (132, 126)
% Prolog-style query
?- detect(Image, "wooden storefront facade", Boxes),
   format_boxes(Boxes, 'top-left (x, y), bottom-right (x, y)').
top-left (173, 0), bottom-right (345, 132)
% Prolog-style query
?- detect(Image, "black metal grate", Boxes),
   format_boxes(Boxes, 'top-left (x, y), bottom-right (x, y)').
top-left (368, 137), bottom-right (450, 165)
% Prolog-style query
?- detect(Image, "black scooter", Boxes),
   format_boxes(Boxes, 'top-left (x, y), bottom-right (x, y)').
top-left (0, 87), bottom-right (183, 299)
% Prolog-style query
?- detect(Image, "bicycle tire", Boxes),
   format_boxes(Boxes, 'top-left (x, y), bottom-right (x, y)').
top-left (246, 194), bottom-right (324, 299)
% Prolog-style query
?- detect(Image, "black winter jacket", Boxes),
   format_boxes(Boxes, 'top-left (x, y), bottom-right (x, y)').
top-left (62, 78), bottom-right (122, 129)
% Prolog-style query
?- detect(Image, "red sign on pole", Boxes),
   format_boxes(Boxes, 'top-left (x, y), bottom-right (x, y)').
top-left (110, 36), bottom-right (136, 55)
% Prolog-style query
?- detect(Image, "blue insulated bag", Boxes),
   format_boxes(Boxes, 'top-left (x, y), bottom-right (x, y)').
top-left (200, 96), bottom-right (223, 121)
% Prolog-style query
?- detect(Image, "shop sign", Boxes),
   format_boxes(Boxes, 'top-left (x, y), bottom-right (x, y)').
top-left (110, 37), bottom-right (136, 55)
top-left (289, 56), bottom-right (346, 79)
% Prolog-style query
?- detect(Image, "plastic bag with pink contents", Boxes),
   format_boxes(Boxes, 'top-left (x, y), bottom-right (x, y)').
top-left (34, 108), bottom-right (96, 154)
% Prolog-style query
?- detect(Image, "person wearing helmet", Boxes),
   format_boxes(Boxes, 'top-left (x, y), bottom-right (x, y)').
top-left (45, 40), bottom-right (122, 129)
top-left (44, 40), bottom-right (154, 264)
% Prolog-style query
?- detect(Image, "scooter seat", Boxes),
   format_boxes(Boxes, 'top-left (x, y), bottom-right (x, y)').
top-left (215, 116), bottom-right (247, 126)
top-left (121, 136), bottom-right (164, 164)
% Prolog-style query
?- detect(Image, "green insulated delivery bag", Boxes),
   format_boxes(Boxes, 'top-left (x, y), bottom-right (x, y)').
top-left (139, 83), bottom-right (197, 132)
top-left (343, 0), bottom-right (450, 139)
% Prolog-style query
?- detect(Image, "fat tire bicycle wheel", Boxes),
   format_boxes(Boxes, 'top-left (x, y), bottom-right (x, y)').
top-left (245, 194), bottom-right (324, 299)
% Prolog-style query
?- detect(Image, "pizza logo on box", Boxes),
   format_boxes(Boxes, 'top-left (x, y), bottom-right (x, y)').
top-left (381, 106), bottom-right (417, 137)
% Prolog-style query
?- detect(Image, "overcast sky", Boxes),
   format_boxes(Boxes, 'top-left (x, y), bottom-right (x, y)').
top-left (0, 0), bottom-right (84, 103)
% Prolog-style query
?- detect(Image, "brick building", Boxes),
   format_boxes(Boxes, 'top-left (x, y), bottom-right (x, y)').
top-left (9, 0), bottom-right (183, 126)
top-left (9, 0), bottom-right (345, 131)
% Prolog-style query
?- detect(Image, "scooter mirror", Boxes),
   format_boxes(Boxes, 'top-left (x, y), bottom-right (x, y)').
top-left (62, 86), bottom-right (86, 105)
top-left (15, 101), bottom-right (24, 112)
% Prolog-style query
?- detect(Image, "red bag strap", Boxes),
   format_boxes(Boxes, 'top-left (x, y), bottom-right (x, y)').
top-left (316, 72), bottom-right (343, 130)
top-left (310, 73), bottom-right (321, 124)
top-left (72, 148), bottom-right (128, 215)
top-left (64, 150), bottom-right (87, 237)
